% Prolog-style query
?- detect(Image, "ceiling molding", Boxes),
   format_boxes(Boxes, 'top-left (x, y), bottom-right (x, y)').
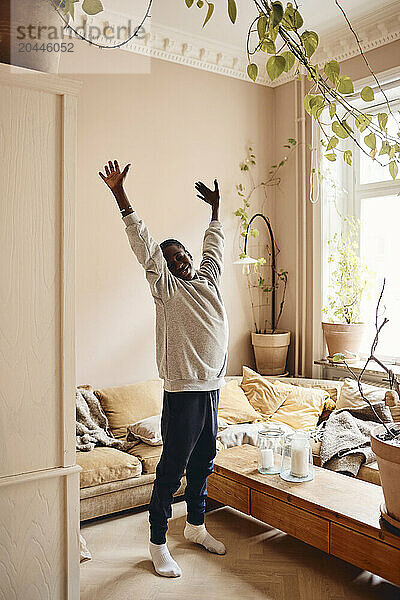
top-left (77, 3), bottom-right (400, 88)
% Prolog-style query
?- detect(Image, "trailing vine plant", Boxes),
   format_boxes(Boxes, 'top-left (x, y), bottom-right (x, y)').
top-left (185, 0), bottom-right (400, 182)
top-left (234, 142), bottom-right (295, 333)
top-left (51, 0), bottom-right (153, 49)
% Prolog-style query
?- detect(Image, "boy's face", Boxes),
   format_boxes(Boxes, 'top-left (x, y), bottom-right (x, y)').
top-left (162, 244), bottom-right (195, 280)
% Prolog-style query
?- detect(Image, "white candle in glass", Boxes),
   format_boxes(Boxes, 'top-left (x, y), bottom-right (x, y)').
top-left (261, 448), bottom-right (274, 469)
top-left (290, 435), bottom-right (309, 477)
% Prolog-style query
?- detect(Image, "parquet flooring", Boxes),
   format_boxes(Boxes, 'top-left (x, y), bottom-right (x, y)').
top-left (80, 501), bottom-right (400, 600)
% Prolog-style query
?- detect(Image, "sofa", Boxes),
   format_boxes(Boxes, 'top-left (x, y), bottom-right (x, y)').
top-left (77, 372), bottom-right (399, 522)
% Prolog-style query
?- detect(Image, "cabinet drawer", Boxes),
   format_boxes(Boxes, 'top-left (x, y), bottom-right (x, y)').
top-left (331, 523), bottom-right (400, 586)
top-left (207, 473), bottom-right (250, 514)
top-left (251, 490), bottom-right (329, 552)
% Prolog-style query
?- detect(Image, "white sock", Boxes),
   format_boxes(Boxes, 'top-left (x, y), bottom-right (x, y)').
top-left (184, 522), bottom-right (226, 555)
top-left (149, 541), bottom-right (182, 577)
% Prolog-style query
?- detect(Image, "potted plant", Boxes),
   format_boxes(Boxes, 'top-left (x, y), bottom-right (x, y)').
top-left (0, 0), bottom-right (104, 72)
top-left (322, 214), bottom-right (371, 360)
top-left (234, 143), bottom-right (293, 375)
top-left (334, 280), bottom-right (400, 530)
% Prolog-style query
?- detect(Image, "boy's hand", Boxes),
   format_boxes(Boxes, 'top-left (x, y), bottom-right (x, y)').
top-left (195, 180), bottom-right (220, 209)
top-left (99, 160), bottom-right (131, 194)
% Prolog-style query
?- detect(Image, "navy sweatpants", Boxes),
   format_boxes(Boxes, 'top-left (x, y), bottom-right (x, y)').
top-left (148, 389), bottom-right (219, 545)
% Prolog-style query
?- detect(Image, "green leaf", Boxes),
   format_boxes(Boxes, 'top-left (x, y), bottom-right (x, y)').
top-left (360, 86), bottom-right (374, 102)
top-left (379, 140), bottom-right (390, 155)
top-left (364, 132), bottom-right (376, 150)
top-left (329, 103), bottom-right (336, 119)
top-left (185, 0), bottom-right (194, 6)
top-left (304, 94), bottom-right (313, 115)
top-left (282, 51), bottom-right (295, 72)
top-left (325, 153), bottom-right (337, 161)
top-left (355, 113), bottom-right (372, 132)
top-left (389, 161), bottom-right (398, 180)
top-left (344, 149), bottom-right (352, 166)
top-left (260, 38), bottom-right (276, 54)
top-left (301, 31), bottom-right (319, 58)
top-left (326, 136), bottom-right (339, 150)
top-left (324, 60), bottom-right (340, 84)
top-left (271, 2), bottom-right (283, 27)
top-left (257, 14), bottom-right (267, 39)
top-left (309, 94), bottom-right (325, 119)
top-left (332, 353), bottom-right (346, 363)
top-left (337, 76), bottom-right (354, 94)
top-left (202, 2), bottom-right (214, 26)
top-left (332, 120), bottom-right (350, 139)
top-left (247, 63), bottom-right (258, 82)
top-left (378, 112), bottom-right (388, 131)
top-left (266, 55), bottom-right (286, 81)
top-left (227, 0), bottom-right (237, 23)
top-left (63, 0), bottom-right (79, 18)
top-left (281, 4), bottom-right (303, 30)
top-left (82, 0), bottom-right (103, 15)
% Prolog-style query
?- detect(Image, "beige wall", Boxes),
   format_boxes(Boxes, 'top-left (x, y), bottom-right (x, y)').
top-left (67, 45), bottom-right (274, 387)
top-left (273, 40), bottom-right (400, 376)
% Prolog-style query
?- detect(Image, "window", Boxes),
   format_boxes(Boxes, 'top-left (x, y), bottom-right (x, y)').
top-left (320, 78), bottom-right (400, 363)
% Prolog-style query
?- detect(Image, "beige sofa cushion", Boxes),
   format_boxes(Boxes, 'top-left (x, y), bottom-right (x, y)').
top-left (95, 380), bottom-right (163, 439)
top-left (218, 379), bottom-right (263, 424)
top-left (127, 442), bottom-right (163, 474)
top-left (77, 447), bottom-right (142, 488)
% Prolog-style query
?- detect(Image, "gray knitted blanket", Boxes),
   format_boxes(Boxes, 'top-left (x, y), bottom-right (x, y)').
top-left (76, 385), bottom-right (134, 452)
top-left (319, 402), bottom-right (393, 476)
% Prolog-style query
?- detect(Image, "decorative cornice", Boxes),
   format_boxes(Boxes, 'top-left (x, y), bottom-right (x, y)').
top-left (75, 2), bottom-right (400, 88)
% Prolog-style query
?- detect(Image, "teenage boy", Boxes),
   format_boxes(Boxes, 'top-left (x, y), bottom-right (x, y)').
top-left (99, 160), bottom-right (229, 577)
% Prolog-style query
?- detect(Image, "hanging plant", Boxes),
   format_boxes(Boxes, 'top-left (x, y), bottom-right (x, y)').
top-left (185, 0), bottom-right (400, 181)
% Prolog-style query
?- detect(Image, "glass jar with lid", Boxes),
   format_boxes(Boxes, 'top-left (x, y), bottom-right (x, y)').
top-left (256, 427), bottom-right (284, 475)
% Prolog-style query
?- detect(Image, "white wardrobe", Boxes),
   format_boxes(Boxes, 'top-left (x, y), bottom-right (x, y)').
top-left (0, 64), bottom-right (80, 599)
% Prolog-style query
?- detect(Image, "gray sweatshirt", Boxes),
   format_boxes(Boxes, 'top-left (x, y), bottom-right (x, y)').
top-left (123, 212), bottom-right (229, 392)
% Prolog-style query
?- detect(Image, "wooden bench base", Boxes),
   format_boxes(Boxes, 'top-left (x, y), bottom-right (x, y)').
top-left (208, 445), bottom-right (400, 586)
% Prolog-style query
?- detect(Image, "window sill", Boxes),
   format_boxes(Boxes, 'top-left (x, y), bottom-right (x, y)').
top-left (314, 358), bottom-right (400, 383)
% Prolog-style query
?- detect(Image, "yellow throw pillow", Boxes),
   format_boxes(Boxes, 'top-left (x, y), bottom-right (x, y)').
top-left (95, 380), bottom-right (163, 439)
top-left (218, 379), bottom-right (263, 424)
top-left (269, 380), bottom-right (330, 431)
top-left (240, 366), bottom-right (289, 418)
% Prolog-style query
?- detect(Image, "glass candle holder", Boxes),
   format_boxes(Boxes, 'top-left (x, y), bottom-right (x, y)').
top-left (280, 430), bottom-right (314, 482)
top-left (256, 427), bottom-right (284, 475)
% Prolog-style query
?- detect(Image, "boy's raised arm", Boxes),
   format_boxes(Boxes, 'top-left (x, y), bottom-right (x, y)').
top-left (195, 179), bottom-right (224, 284)
top-left (99, 160), bottom-right (175, 300)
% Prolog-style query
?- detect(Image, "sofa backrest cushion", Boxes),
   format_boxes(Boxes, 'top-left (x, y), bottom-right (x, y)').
top-left (95, 380), bottom-right (163, 439)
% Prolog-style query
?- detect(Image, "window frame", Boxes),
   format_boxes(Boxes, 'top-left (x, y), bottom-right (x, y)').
top-left (317, 76), bottom-right (400, 366)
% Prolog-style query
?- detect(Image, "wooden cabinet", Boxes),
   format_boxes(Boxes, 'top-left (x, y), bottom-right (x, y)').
top-left (0, 64), bottom-right (81, 599)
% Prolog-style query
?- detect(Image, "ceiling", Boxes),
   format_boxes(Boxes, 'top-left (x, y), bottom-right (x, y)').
top-left (110, 0), bottom-right (398, 51)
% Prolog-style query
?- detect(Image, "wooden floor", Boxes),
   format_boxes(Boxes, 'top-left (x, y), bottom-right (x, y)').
top-left (80, 501), bottom-right (400, 600)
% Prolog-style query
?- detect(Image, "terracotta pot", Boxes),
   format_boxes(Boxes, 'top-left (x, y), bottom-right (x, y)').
top-left (371, 423), bottom-right (400, 523)
top-left (251, 331), bottom-right (290, 376)
top-left (0, 0), bottom-right (61, 72)
top-left (321, 322), bottom-right (366, 358)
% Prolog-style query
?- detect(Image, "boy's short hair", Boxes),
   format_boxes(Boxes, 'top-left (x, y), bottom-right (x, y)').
top-left (160, 238), bottom-right (186, 254)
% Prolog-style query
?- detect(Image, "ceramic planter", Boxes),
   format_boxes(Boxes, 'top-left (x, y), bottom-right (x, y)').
top-left (0, 1), bottom-right (61, 72)
top-left (370, 423), bottom-right (400, 527)
top-left (251, 331), bottom-right (290, 376)
top-left (322, 322), bottom-right (366, 358)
